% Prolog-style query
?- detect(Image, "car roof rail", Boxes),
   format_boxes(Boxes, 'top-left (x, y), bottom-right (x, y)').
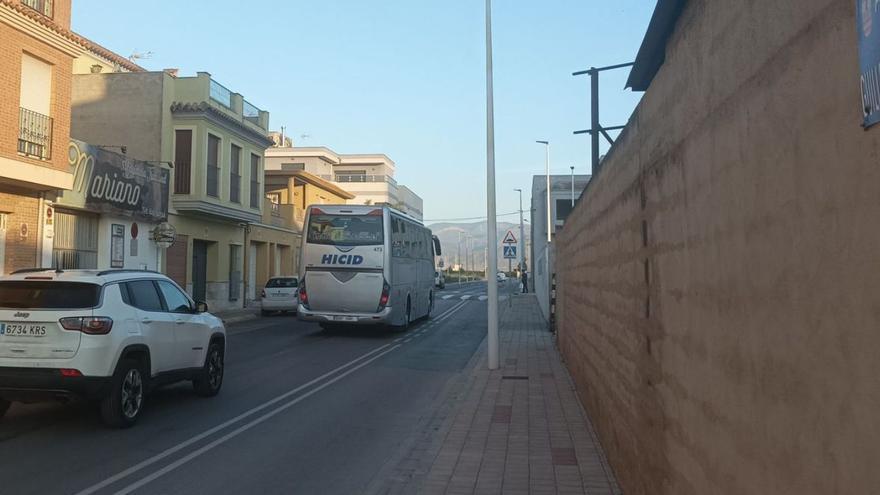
top-left (95, 269), bottom-right (161, 276)
top-left (11, 268), bottom-right (62, 274)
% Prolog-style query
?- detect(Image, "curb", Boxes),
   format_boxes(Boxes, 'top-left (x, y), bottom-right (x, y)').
top-left (220, 313), bottom-right (259, 326)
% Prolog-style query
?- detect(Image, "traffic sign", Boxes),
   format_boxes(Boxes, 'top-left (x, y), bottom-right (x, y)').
top-left (503, 245), bottom-right (517, 259)
top-left (502, 230), bottom-right (517, 244)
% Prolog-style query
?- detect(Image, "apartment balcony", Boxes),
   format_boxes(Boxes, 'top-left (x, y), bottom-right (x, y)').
top-left (18, 107), bottom-right (53, 161)
top-left (334, 174), bottom-right (397, 185)
top-left (170, 73), bottom-right (270, 142)
top-left (261, 199), bottom-right (304, 232)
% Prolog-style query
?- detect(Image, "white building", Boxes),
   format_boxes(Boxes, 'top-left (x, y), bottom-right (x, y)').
top-left (265, 144), bottom-right (424, 220)
top-left (530, 174), bottom-right (591, 322)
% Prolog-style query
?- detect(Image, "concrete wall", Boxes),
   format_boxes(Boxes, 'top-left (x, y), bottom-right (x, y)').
top-left (71, 72), bottom-right (165, 162)
top-left (556, 2), bottom-right (880, 494)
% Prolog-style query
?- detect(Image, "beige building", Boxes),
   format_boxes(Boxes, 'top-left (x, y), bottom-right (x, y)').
top-left (265, 143), bottom-right (424, 220)
top-left (71, 70), bottom-right (282, 312)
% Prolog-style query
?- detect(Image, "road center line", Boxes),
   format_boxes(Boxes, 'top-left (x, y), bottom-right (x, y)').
top-left (112, 344), bottom-right (403, 495)
top-left (74, 342), bottom-right (395, 495)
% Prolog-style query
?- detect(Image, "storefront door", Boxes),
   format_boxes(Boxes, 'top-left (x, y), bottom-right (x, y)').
top-left (192, 240), bottom-right (208, 303)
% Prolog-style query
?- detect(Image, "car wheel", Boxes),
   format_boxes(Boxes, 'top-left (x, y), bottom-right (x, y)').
top-left (0, 398), bottom-right (11, 419)
top-left (100, 359), bottom-right (146, 428)
top-left (193, 342), bottom-right (224, 397)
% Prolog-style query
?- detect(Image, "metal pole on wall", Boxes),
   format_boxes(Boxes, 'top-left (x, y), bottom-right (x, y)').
top-left (485, 0), bottom-right (500, 370)
top-left (515, 188), bottom-right (525, 274)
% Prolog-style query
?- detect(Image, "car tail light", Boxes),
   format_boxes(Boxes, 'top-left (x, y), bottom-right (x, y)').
top-left (60, 369), bottom-right (82, 377)
top-left (377, 280), bottom-right (391, 312)
top-left (261, 289), bottom-right (266, 298)
top-left (299, 280), bottom-right (310, 309)
top-left (59, 317), bottom-right (113, 335)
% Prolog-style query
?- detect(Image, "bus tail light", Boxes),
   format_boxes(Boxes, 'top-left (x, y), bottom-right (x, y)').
top-left (299, 279), bottom-right (310, 309)
top-left (377, 280), bottom-right (391, 312)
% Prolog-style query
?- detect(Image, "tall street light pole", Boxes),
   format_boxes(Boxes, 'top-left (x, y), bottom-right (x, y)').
top-left (514, 188), bottom-right (525, 273)
top-left (485, 0), bottom-right (499, 370)
top-left (536, 141), bottom-right (550, 243)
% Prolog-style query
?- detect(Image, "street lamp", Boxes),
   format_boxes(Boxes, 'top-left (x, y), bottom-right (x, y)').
top-left (514, 188), bottom-right (525, 273)
top-left (536, 141), bottom-right (550, 244)
top-left (485, 0), bottom-right (499, 370)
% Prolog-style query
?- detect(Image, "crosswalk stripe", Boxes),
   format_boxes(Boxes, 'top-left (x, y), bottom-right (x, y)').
top-left (461, 295), bottom-right (472, 300)
top-left (478, 296), bottom-right (488, 301)
top-left (441, 295), bottom-right (455, 300)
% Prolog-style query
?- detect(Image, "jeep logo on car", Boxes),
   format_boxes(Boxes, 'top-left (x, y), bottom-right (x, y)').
top-left (320, 254), bottom-right (364, 265)
top-left (14, 312), bottom-right (30, 319)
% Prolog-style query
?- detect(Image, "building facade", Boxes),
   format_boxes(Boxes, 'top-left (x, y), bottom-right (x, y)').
top-left (71, 70), bottom-right (274, 311)
top-left (530, 174), bottom-right (590, 321)
top-left (0, 0), bottom-right (83, 273)
top-left (265, 145), bottom-right (424, 220)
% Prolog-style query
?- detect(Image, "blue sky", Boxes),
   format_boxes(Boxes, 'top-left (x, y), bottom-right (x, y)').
top-left (72, 1), bottom-right (655, 223)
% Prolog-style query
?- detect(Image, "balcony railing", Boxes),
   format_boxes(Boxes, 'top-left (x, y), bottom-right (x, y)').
top-left (334, 174), bottom-right (397, 185)
top-left (243, 100), bottom-right (261, 126)
top-left (18, 107), bottom-right (53, 160)
top-left (270, 202), bottom-right (280, 216)
top-left (209, 79), bottom-right (232, 108)
top-left (22, 0), bottom-right (53, 18)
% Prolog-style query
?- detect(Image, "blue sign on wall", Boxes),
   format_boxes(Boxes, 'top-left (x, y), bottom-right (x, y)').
top-left (858, 0), bottom-right (880, 127)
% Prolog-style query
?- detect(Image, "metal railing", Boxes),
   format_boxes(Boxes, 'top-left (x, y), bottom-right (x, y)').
top-left (22, 0), bottom-right (53, 17)
top-left (334, 174), bottom-right (397, 185)
top-left (209, 79), bottom-right (232, 108)
top-left (270, 202), bottom-right (280, 216)
top-left (18, 107), bottom-right (53, 160)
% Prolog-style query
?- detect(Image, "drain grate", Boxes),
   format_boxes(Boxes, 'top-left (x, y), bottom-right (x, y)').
top-left (501, 375), bottom-right (529, 380)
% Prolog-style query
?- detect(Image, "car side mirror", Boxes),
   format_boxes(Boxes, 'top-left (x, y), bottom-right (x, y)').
top-left (195, 301), bottom-right (208, 313)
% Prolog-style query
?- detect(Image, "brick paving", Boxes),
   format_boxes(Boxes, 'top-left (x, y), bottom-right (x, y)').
top-left (369, 294), bottom-right (621, 495)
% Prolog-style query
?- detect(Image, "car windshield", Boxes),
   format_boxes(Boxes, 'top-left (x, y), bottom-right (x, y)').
top-left (0, 281), bottom-right (101, 309)
top-left (307, 213), bottom-right (384, 246)
top-left (266, 278), bottom-right (298, 288)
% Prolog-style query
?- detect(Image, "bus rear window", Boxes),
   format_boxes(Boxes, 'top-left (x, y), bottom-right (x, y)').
top-left (307, 214), bottom-right (384, 246)
top-left (0, 281), bottom-right (101, 309)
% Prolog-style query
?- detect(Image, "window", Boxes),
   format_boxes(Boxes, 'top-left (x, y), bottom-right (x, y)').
top-left (157, 280), bottom-right (192, 313)
top-left (250, 154), bottom-right (261, 208)
top-left (52, 210), bottom-right (98, 269)
top-left (207, 134), bottom-right (220, 197)
top-left (555, 199), bottom-right (574, 223)
top-left (0, 282), bottom-right (100, 309)
top-left (124, 281), bottom-right (163, 312)
top-left (174, 130), bottom-right (192, 194)
top-left (230, 144), bottom-right (241, 203)
top-left (307, 213), bottom-right (384, 246)
top-left (266, 277), bottom-right (298, 288)
top-left (22, 0), bottom-right (53, 18)
top-left (18, 54), bottom-right (52, 160)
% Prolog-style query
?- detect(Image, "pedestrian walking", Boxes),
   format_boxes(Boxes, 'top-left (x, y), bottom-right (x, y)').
top-left (521, 270), bottom-right (529, 293)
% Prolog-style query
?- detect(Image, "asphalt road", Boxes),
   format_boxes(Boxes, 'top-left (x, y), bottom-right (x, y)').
top-left (0, 282), bottom-right (497, 495)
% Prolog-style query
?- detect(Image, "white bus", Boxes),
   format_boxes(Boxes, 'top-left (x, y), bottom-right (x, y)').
top-left (297, 205), bottom-right (439, 330)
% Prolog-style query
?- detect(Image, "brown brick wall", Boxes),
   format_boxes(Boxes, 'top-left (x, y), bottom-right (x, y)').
top-left (0, 186), bottom-right (40, 273)
top-left (556, 1), bottom-right (880, 494)
top-left (0, 18), bottom-right (73, 174)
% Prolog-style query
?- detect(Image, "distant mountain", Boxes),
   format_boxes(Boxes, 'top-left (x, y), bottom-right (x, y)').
top-left (428, 220), bottom-right (530, 272)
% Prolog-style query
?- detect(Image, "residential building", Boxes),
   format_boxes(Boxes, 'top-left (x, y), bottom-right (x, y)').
top-left (71, 70), bottom-right (277, 311)
top-left (265, 144), bottom-right (424, 220)
top-left (0, 0), bottom-right (83, 273)
top-left (530, 174), bottom-right (590, 321)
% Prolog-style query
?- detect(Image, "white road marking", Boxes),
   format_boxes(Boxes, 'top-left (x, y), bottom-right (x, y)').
top-left (478, 296), bottom-right (488, 301)
top-left (80, 298), bottom-right (471, 495)
top-left (441, 295), bottom-right (455, 300)
top-left (75, 343), bottom-right (396, 495)
top-left (460, 295), bottom-right (472, 301)
top-left (110, 344), bottom-right (402, 495)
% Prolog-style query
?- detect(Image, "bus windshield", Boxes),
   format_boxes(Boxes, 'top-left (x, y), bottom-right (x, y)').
top-left (307, 213), bottom-right (384, 246)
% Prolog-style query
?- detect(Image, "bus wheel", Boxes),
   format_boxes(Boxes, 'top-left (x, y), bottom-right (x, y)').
top-left (427, 292), bottom-right (434, 319)
top-left (393, 298), bottom-right (411, 333)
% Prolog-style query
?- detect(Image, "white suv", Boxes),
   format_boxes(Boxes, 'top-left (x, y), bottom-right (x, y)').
top-left (0, 269), bottom-right (226, 428)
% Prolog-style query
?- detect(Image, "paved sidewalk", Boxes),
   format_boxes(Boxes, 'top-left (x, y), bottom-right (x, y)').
top-left (370, 294), bottom-right (621, 495)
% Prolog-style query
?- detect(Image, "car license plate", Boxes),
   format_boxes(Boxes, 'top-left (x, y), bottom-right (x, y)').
top-left (333, 316), bottom-right (357, 322)
top-left (0, 323), bottom-right (48, 338)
